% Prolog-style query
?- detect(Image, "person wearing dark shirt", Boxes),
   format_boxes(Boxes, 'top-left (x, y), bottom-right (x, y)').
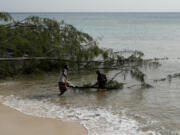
top-left (94, 70), bottom-right (107, 89)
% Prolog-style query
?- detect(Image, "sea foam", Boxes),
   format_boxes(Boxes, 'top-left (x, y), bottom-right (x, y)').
top-left (0, 95), bottom-right (172, 135)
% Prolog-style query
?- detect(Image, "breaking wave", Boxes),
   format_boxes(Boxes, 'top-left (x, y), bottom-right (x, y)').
top-left (0, 95), bottom-right (179, 135)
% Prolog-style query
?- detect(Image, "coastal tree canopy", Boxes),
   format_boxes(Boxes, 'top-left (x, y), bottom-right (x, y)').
top-left (0, 12), bottom-right (160, 89)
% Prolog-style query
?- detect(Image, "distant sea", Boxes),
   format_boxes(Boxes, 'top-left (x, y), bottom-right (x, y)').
top-left (11, 12), bottom-right (180, 58)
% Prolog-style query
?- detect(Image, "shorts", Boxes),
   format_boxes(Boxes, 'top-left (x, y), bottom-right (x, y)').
top-left (58, 82), bottom-right (67, 91)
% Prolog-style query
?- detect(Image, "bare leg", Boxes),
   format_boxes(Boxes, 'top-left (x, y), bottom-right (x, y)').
top-left (58, 82), bottom-right (67, 96)
top-left (59, 90), bottom-right (66, 96)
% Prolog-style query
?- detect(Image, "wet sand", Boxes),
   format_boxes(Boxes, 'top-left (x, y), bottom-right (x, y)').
top-left (0, 103), bottom-right (87, 135)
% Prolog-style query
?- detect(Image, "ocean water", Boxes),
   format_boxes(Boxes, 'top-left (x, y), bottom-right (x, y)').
top-left (0, 13), bottom-right (180, 135)
top-left (11, 12), bottom-right (180, 58)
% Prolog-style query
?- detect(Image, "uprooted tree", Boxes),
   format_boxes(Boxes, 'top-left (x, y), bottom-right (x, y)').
top-left (0, 12), bottom-right (161, 89)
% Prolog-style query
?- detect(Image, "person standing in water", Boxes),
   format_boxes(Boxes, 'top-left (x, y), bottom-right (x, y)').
top-left (58, 65), bottom-right (75, 96)
top-left (94, 70), bottom-right (107, 89)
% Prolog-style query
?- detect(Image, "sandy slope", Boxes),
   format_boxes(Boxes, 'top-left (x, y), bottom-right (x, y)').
top-left (0, 103), bottom-right (87, 135)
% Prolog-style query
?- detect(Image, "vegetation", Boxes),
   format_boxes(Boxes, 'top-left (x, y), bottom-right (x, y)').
top-left (154, 72), bottom-right (180, 83)
top-left (0, 12), bottom-right (160, 89)
top-left (71, 80), bottom-right (124, 90)
top-left (0, 12), bottom-right (104, 78)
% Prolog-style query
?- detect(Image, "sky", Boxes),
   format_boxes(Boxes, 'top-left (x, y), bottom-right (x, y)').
top-left (0, 0), bottom-right (180, 12)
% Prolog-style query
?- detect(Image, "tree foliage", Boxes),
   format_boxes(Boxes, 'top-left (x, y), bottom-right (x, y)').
top-left (0, 12), bottom-right (12, 22)
top-left (0, 13), bottom-right (160, 89)
top-left (0, 13), bottom-right (102, 58)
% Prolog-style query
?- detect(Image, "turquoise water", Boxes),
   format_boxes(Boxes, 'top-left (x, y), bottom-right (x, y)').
top-left (0, 13), bottom-right (180, 135)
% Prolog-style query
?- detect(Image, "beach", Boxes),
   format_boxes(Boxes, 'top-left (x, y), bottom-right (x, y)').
top-left (0, 103), bottom-right (87, 135)
top-left (0, 12), bottom-right (180, 135)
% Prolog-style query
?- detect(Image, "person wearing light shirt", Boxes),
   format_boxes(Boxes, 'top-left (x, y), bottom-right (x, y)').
top-left (58, 65), bottom-right (75, 96)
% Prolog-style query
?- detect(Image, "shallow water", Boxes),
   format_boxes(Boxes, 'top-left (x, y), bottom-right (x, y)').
top-left (0, 60), bottom-right (180, 135)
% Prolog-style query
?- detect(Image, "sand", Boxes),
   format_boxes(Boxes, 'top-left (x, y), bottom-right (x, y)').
top-left (0, 103), bottom-right (87, 135)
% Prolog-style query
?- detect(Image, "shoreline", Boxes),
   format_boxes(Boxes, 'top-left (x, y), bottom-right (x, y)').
top-left (0, 103), bottom-right (87, 135)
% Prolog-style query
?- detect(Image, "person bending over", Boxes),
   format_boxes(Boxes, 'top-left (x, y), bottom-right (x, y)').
top-left (58, 65), bottom-right (74, 96)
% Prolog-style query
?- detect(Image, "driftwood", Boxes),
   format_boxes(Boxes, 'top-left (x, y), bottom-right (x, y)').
top-left (68, 81), bottom-right (124, 90)
top-left (69, 86), bottom-right (97, 89)
top-left (0, 57), bottom-right (71, 61)
top-left (0, 57), bottom-right (108, 63)
top-left (69, 86), bottom-right (121, 90)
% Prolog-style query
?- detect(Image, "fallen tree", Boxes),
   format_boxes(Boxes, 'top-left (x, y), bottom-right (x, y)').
top-left (0, 12), bottom-right (161, 89)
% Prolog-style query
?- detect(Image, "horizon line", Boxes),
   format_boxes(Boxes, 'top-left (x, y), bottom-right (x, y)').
top-left (8, 11), bottom-right (180, 13)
